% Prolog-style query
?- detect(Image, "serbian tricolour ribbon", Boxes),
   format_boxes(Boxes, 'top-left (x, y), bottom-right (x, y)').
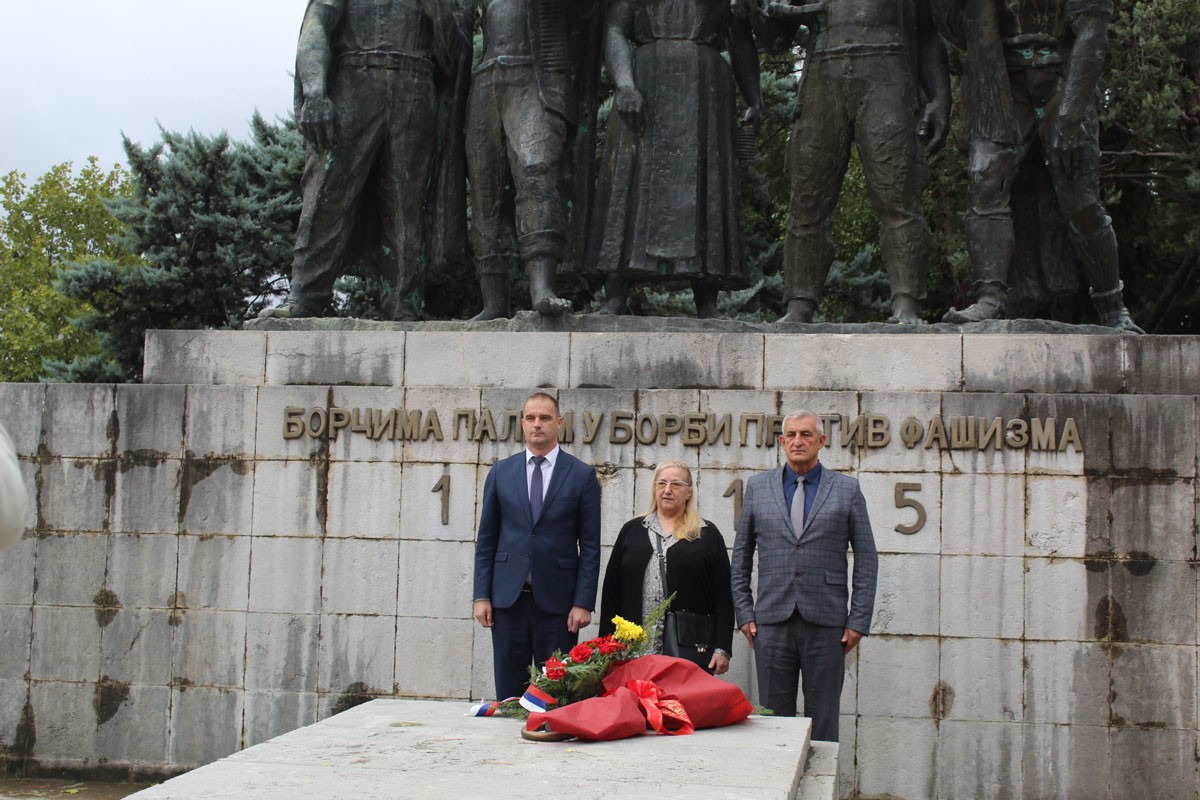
top-left (467, 697), bottom-right (518, 717)
top-left (519, 684), bottom-right (560, 714)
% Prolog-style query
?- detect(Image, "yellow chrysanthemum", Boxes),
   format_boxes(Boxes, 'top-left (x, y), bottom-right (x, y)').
top-left (611, 615), bottom-right (646, 644)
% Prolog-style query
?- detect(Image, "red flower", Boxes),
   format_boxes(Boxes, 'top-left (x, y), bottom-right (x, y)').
top-left (595, 636), bottom-right (624, 655)
top-left (544, 657), bottom-right (567, 680)
top-left (569, 643), bottom-right (594, 663)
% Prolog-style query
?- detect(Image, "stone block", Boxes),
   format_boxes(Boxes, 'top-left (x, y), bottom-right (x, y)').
top-left (265, 331), bottom-right (405, 386)
top-left (317, 614), bottom-right (397, 694)
top-left (555, 388), bottom-right (638, 469)
top-left (839, 648), bottom-right (859, 718)
top-left (38, 458), bottom-right (110, 532)
top-left (242, 690), bottom-right (319, 748)
top-left (32, 532), bottom-right (108, 607)
top-left (328, 385), bottom-right (410, 463)
top-left (321, 538), bottom-right (400, 616)
top-left (597, 465), bottom-right (637, 547)
top-left (1110, 644), bottom-right (1196, 730)
top-left (0, 608), bottom-right (31, 681)
top-left (780, 391), bottom-right (861, 473)
top-left (400, 387), bottom-right (483, 465)
top-left (254, 385), bottom-right (328, 461)
top-left (168, 686), bottom-right (244, 768)
top-left (574, 332), bottom-right (763, 390)
top-left (963, 334), bottom-right (1124, 394)
top-left (691, 467), bottom-right (741, 549)
top-left (0, 534), bottom-right (35, 605)
top-left (630, 389), bottom-right (702, 467)
top-left (15, 459), bottom-right (36, 532)
top-left (0, 382), bottom-right (46, 456)
top-left (396, 540), bottom-right (474, 619)
top-left (1125, 335), bottom-right (1200, 395)
top-left (1109, 728), bottom-right (1200, 800)
top-left (394, 462), bottom-right (476, 542)
top-left (940, 638), bottom-right (1023, 722)
top-left (1022, 723), bottom-right (1110, 800)
top-left (0, 679), bottom-right (29, 753)
top-left (185, 386), bottom-right (259, 458)
top-left (1026, 475), bottom-right (1088, 557)
top-left (325, 461), bottom-right (403, 539)
top-left (940, 556), bottom-right (1023, 639)
top-left (250, 460), bottom-right (323, 537)
top-left (936, 720), bottom-right (1023, 800)
top-left (1107, 478), bottom-right (1196, 563)
top-left (111, 460), bottom-right (182, 534)
top-left (1109, 394), bottom-right (1196, 477)
top-left (171, 610), bottom-right (247, 689)
top-left (180, 460), bottom-right (255, 535)
top-left (43, 384), bottom-right (116, 458)
top-left (396, 617), bottom-right (474, 698)
top-left (99, 609), bottom-right (174, 686)
top-left (938, 393), bottom-right (1029, 476)
top-left (116, 385), bottom-right (186, 457)
top-left (766, 334), bottom-right (960, 392)
top-left (1111, 560), bottom-right (1197, 645)
top-left (1022, 641), bottom-right (1109, 726)
top-left (107, 533), bottom-right (180, 609)
top-left (244, 613), bottom-right (320, 693)
top-left (856, 391), bottom-right (944, 474)
top-left (471, 621), bottom-right (495, 700)
top-left (872, 553), bottom-right (939, 636)
top-left (942, 473), bottom-right (1025, 556)
top-left (30, 606), bottom-right (101, 681)
top-left (27, 680), bottom-right (94, 762)
top-left (1024, 557), bottom-right (1093, 642)
top-left (1024, 393), bottom-right (1115, 475)
top-left (696, 389), bottom-right (778, 471)
top-left (855, 635), bottom-right (938, 719)
top-left (860, 470), bottom-right (941, 555)
top-left (406, 332), bottom-right (569, 387)
top-left (855, 717), bottom-right (937, 800)
top-left (248, 537), bottom-right (322, 615)
top-left (176, 534), bottom-right (251, 612)
top-left (143, 329), bottom-right (266, 385)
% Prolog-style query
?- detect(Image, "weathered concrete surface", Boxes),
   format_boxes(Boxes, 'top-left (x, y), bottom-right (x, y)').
top-left (128, 700), bottom-right (821, 800)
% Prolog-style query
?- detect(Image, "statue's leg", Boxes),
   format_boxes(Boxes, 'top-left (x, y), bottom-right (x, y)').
top-left (1043, 103), bottom-right (1142, 333)
top-left (267, 83), bottom-right (383, 318)
top-left (504, 76), bottom-right (571, 317)
top-left (943, 138), bottom-right (1020, 323)
top-left (597, 275), bottom-right (630, 315)
top-left (693, 279), bottom-right (721, 319)
top-left (779, 62), bottom-right (850, 324)
top-left (466, 72), bottom-right (517, 321)
top-left (854, 55), bottom-right (931, 325)
top-left (379, 74), bottom-right (439, 322)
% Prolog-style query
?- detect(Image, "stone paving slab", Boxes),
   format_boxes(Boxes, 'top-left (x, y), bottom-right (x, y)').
top-left (129, 699), bottom-right (818, 800)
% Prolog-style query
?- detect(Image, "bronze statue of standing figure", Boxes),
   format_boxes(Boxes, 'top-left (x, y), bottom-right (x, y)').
top-left (752, 0), bottom-right (951, 325)
top-left (936, 0), bottom-right (1142, 332)
top-left (263, 0), bottom-right (471, 321)
top-left (584, 0), bottom-right (763, 318)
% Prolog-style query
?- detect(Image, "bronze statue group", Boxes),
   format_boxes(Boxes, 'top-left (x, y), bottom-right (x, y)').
top-left (261, 0), bottom-right (1142, 333)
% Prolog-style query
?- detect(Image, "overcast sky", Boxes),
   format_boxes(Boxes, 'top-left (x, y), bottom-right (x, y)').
top-left (0, 1), bottom-right (301, 180)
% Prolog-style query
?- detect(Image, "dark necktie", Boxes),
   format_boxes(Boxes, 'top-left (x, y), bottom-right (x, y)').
top-left (529, 456), bottom-right (546, 523)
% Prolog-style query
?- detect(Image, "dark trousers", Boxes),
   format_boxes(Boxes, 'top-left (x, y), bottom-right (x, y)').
top-left (491, 589), bottom-right (577, 700)
top-left (754, 611), bottom-right (845, 742)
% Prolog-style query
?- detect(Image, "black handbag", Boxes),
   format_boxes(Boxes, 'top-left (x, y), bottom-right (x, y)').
top-left (654, 534), bottom-right (716, 670)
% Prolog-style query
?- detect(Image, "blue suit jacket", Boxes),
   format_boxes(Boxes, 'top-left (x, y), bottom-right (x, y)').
top-left (473, 449), bottom-right (602, 615)
top-left (731, 465), bottom-right (878, 633)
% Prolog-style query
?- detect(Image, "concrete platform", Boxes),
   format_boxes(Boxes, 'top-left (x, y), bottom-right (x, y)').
top-left (128, 699), bottom-right (831, 800)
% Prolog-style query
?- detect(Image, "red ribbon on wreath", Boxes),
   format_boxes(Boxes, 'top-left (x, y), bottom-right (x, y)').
top-left (623, 679), bottom-right (694, 735)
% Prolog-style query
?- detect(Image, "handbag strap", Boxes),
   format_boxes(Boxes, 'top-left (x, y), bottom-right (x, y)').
top-left (652, 529), bottom-right (669, 595)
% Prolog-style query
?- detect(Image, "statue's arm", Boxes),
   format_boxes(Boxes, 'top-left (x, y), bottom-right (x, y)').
top-left (1050, 12), bottom-right (1109, 172)
top-left (729, 16), bottom-right (764, 134)
top-left (296, 1), bottom-right (341, 151)
top-left (604, 0), bottom-right (644, 132)
top-left (915, 0), bottom-right (951, 153)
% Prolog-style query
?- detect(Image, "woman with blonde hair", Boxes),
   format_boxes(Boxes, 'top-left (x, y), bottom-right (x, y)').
top-left (599, 460), bottom-right (734, 673)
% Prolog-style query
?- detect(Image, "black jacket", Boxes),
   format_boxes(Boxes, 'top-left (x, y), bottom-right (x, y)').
top-left (599, 516), bottom-right (735, 653)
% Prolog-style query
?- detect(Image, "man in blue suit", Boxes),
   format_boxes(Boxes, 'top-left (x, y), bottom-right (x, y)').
top-left (473, 392), bottom-right (602, 700)
top-left (731, 410), bottom-right (878, 741)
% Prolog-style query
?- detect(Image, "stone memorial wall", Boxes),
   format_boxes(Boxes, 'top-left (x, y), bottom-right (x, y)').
top-left (0, 329), bottom-right (1196, 799)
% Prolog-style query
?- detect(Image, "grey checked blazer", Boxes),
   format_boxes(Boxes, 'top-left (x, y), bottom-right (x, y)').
top-left (731, 465), bottom-right (878, 633)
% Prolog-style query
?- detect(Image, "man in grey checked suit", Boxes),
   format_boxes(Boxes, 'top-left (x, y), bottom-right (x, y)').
top-left (731, 410), bottom-right (878, 741)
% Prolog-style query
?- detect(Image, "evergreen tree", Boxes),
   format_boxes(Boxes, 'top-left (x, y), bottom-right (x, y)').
top-left (48, 114), bottom-right (303, 382)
